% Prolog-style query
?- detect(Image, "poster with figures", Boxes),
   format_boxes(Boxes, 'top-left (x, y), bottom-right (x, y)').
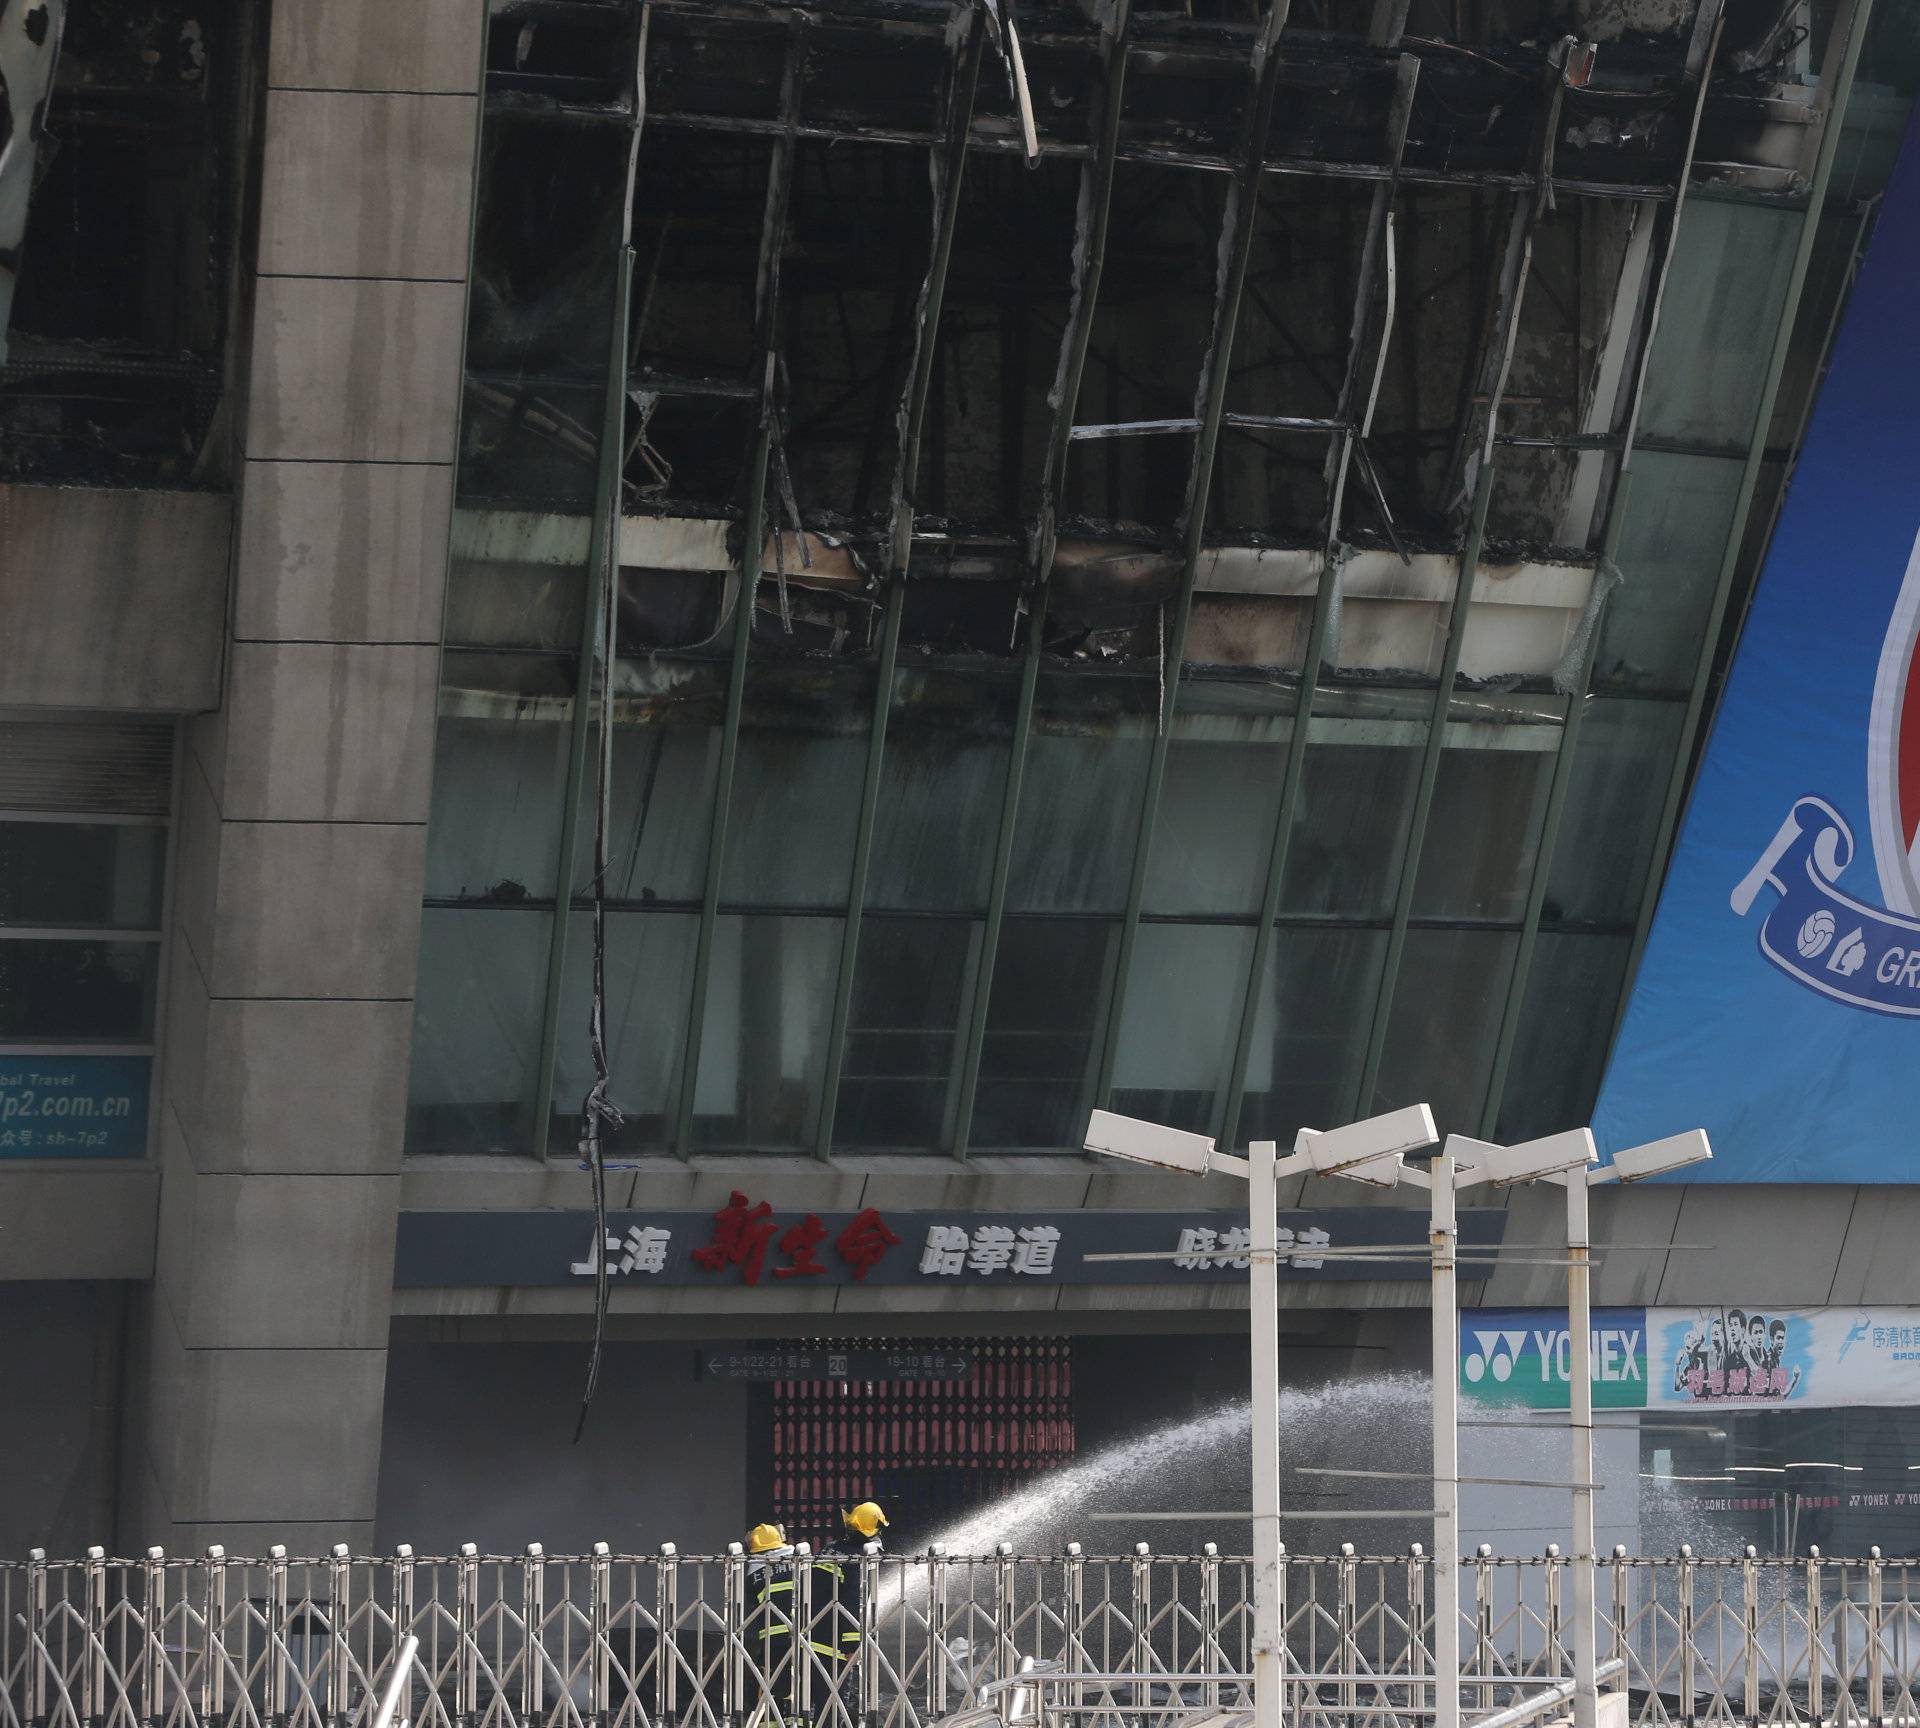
top-left (1461, 1307), bottom-right (1920, 1411)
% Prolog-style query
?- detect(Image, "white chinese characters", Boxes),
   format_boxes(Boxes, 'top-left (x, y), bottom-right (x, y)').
top-left (919, 1223), bottom-right (1064, 1277)
top-left (1173, 1223), bottom-right (1332, 1271)
top-left (571, 1223), bottom-right (671, 1278)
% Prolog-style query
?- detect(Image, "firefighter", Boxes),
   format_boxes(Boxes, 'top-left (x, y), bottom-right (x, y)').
top-left (746, 1523), bottom-right (800, 1722)
top-left (812, 1501), bottom-right (888, 1669)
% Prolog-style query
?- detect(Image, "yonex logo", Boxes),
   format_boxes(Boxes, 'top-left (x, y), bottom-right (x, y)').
top-left (1462, 1330), bottom-right (1527, 1383)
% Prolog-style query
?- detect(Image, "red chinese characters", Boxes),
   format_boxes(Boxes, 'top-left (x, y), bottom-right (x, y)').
top-left (835, 1208), bottom-right (903, 1282)
top-left (691, 1191), bottom-right (778, 1285)
top-left (775, 1214), bottom-right (829, 1279)
top-left (691, 1195), bottom-right (902, 1286)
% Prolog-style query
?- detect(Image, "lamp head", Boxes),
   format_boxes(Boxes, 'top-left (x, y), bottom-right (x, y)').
top-left (1454, 1127), bottom-right (1596, 1186)
top-left (1296, 1104), bottom-right (1437, 1186)
top-left (1084, 1110), bottom-right (1215, 1175)
top-left (1607, 1128), bottom-right (1711, 1183)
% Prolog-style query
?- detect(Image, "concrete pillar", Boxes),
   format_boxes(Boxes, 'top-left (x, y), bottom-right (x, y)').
top-left (123, 0), bottom-right (481, 1552)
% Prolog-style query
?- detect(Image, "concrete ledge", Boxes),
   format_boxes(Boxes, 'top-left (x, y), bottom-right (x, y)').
top-left (0, 485), bottom-right (230, 713)
top-left (0, 1164), bottom-right (159, 1279)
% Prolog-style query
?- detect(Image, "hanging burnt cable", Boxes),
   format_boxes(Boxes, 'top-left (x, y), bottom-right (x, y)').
top-left (576, 0), bottom-right (651, 1444)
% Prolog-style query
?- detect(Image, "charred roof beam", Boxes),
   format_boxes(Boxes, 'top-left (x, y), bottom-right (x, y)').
top-left (814, 0), bottom-right (989, 1161)
top-left (1349, 44), bottom-right (1576, 1122)
top-left (673, 14), bottom-right (807, 1158)
top-left (948, 0), bottom-right (1135, 1161)
top-left (1215, 48), bottom-right (1420, 1158)
top-left (1085, 0), bottom-right (1298, 1116)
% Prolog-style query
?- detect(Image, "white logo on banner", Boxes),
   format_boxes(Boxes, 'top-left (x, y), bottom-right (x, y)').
top-left (1462, 1330), bottom-right (1527, 1383)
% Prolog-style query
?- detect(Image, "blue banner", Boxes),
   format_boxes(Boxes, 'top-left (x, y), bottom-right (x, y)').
top-left (1595, 110), bottom-right (1920, 1181)
top-left (0, 1056), bottom-right (151, 1159)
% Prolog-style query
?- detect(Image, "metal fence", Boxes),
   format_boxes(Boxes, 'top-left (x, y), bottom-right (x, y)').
top-left (6, 1546), bottom-right (1920, 1728)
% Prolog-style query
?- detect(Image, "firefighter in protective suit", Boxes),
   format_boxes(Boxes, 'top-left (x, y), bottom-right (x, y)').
top-left (746, 1523), bottom-right (801, 1722)
top-left (814, 1502), bottom-right (888, 1670)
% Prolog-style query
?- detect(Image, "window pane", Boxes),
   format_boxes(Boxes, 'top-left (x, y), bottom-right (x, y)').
top-left (1111, 922), bottom-right (1251, 1135)
top-left (1638, 201), bottom-right (1798, 447)
top-left (407, 908), bottom-right (550, 1154)
top-left (0, 823), bottom-right (164, 928)
top-left (552, 909), bottom-right (697, 1157)
top-left (1546, 698), bottom-right (1686, 927)
top-left (972, 915), bottom-right (1113, 1150)
top-left (1008, 672), bottom-right (1154, 914)
top-left (0, 940), bottom-right (158, 1042)
top-left (1494, 933), bottom-right (1631, 1143)
top-left (1281, 718), bottom-right (1421, 919)
top-left (835, 914), bottom-right (977, 1150)
top-left (1372, 927), bottom-right (1516, 1136)
top-left (690, 913), bottom-right (841, 1151)
top-left (425, 715), bottom-right (568, 902)
top-left (720, 669), bottom-right (871, 909)
top-left (1143, 687), bottom-right (1295, 918)
top-left (1595, 451), bottom-right (1745, 695)
top-left (1412, 725), bottom-right (1558, 923)
top-left (575, 665), bottom-right (728, 903)
top-left (867, 667), bottom-right (1012, 913)
top-left (1237, 925), bottom-right (1387, 1146)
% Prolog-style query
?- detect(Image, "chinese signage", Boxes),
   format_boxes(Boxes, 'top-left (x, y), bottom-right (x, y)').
top-left (0, 1055), bottom-right (150, 1159)
top-left (699, 1346), bottom-right (974, 1381)
top-left (394, 1203), bottom-right (1506, 1289)
top-left (1462, 1306), bottom-right (1920, 1411)
top-left (1594, 115), bottom-right (1920, 1182)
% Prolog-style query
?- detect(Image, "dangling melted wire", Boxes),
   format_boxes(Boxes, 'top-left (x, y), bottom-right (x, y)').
top-left (575, 0), bottom-right (650, 1444)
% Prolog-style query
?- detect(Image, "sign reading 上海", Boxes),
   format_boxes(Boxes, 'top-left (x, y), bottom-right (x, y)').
top-left (0, 1055), bottom-right (151, 1159)
top-left (699, 1346), bottom-right (975, 1381)
top-left (1593, 111), bottom-right (1920, 1181)
top-left (393, 1202), bottom-right (1507, 1289)
top-left (1462, 1306), bottom-right (1920, 1411)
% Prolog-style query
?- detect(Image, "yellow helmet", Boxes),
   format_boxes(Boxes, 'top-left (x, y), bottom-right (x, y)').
top-left (843, 1501), bottom-right (889, 1540)
top-left (748, 1522), bottom-right (788, 1554)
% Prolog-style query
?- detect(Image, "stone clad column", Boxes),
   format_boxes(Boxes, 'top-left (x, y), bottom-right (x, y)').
top-left (124, 0), bottom-right (481, 1552)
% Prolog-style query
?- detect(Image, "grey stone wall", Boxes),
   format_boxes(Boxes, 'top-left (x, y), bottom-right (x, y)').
top-left (121, 0), bottom-right (481, 1554)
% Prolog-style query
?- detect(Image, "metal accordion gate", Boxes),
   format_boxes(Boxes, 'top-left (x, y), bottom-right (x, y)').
top-left (765, 1337), bottom-right (1074, 1544)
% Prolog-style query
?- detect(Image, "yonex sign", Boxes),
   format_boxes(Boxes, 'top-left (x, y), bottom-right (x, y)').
top-left (1460, 1307), bottom-right (1649, 1409)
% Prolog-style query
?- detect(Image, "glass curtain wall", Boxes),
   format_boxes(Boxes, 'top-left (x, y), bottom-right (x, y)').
top-left (410, 2), bottom-right (1918, 1160)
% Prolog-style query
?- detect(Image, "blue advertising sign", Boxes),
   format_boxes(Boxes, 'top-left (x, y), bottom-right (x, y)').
top-left (0, 1056), bottom-right (151, 1159)
top-left (1595, 111), bottom-right (1920, 1181)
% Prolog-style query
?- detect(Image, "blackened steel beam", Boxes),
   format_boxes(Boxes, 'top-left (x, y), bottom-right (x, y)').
top-left (672, 21), bottom-right (806, 1157)
top-left (1477, 12), bottom-right (1725, 1137)
top-left (1610, 0), bottom-right (1876, 1049)
top-left (1088, 0), bottom-right (1299, 1116)
top-left (815, 4), bottom-right (988, 1161)
top-left (638, 105), bottom-right (1679, 203)
top-left (1351, 60), bottom-right (1571, 1120)
top-left (949, 0), bottom-right (1135, 1160)
top-left (1215, 50), bottom-right (1419, 1156)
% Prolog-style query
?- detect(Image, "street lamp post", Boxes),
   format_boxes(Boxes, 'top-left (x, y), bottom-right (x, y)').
top-left (1455, 1126), bottom-right (1711, 1728)
top-left (1085, 1103), bottom-right (1440, 1728)
top-left (1557, 1130), bottom-right (1712, 1728)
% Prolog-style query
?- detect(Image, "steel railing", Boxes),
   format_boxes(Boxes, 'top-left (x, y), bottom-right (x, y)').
top-left (4, 1544), bottom-right (1917, 1728)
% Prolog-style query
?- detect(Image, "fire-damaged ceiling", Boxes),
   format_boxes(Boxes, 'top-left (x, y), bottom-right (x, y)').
top-left (442, 0), bottom-right (1890, 699)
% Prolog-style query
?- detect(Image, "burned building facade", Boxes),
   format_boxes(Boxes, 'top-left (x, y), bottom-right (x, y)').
top-left (1, 0), bottom-right (1916, 1554)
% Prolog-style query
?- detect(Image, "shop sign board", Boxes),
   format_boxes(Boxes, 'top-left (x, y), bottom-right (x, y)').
top-left (1462, 1306), bottom-right (1920, 1411)
top-left (0, 1055), bottom-right (150, 1159)
top-left (394, 1201), bottom-right (1506, 1289)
